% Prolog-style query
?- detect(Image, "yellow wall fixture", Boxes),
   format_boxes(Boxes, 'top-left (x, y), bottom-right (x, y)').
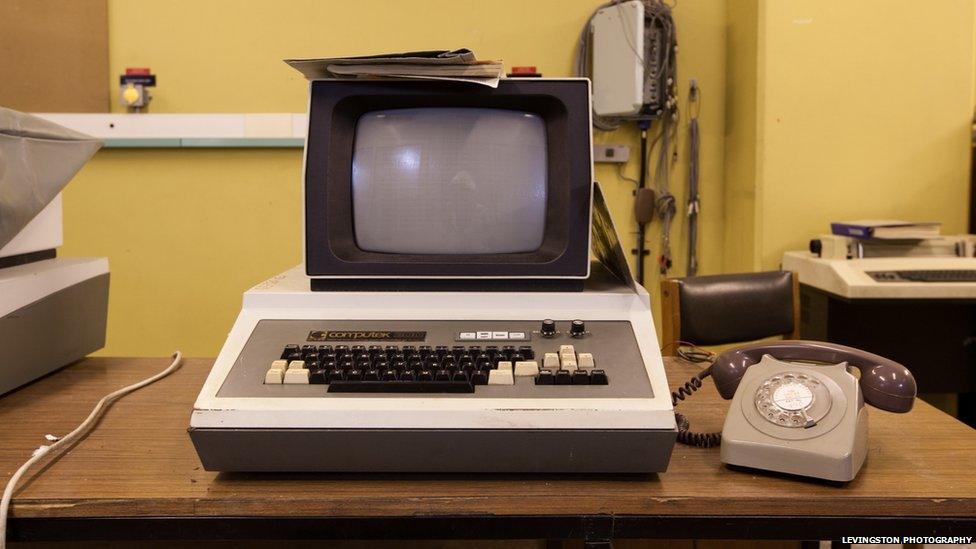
top-left (61, 0), bottom-right (728, 356)
top-left (724, 0), bottom-right (975, 271)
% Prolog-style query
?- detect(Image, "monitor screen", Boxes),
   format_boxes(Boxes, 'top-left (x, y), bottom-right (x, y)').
top-left (351, 107), bottom-right (548, 255)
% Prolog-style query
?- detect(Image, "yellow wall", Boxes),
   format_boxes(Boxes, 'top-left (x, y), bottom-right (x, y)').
top-left (61, 0), bottom-right (729, 356)
top-left (728, 0), bottom-right (974, 270)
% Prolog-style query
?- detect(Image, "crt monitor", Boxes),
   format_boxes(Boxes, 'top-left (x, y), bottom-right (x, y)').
top-left (303, 78), bottom-right (592, 280)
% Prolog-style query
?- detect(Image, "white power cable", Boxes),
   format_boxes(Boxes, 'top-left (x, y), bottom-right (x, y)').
top-left (0, 352), bottom-right (184, 549)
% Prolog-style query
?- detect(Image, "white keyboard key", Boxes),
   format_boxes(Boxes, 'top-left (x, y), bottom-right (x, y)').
top-left (264, 368), bottom-right (284, 384)
top-left (288, 360), bottom-right (305, 370)
top-left (561, 356), bottom-right (578, 371)
top-left (543, 353), bottom-right (560, 369)
top-left (578, 353), bottom-right (595, 368)
top-left (271, 359), bottom-right (288, 370)
top-left (514, 361), bottom-right (539, 377)
top-left (559, 345), bottom-right (576, 356)
top-left (496, 361), bottom-right (514, 371)
top-left (283, 368), bottom-right (310, 384)
top-left (488, 368), bottom-right (514, 385)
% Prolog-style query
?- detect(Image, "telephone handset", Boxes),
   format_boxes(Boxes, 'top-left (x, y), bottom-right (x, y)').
top-left (673, 340), bottom-right (917, 482)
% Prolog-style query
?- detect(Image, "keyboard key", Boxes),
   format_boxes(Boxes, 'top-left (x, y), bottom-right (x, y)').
top-left (418, 369), bottom-right (434, 381)
top-left (578, 353), bottom-right (595, 368)
top-left (364, 369), bottom-right (381, 381)
top-left (555, 369), bottom-right (572, 385)
top-left (309, 369), bottom-right (328, 384)
top-left (471, 370), bottom-right (489, 385)
top-left (572, 370), bottom-right (591, 385)
top-left (288, 360), bottom-right (306, 370)
top-left (543, 353), bottom-right (560, 369)
top-left (281, 344), bottom-right (300, 359)
top-left (488, 368), bottom-right (514, 385)
top-left (346, 369), bottom-right (363, 381)
top-left (452, 370), bottom-right (469, 382)
top-left (383, 369), bottom-right (398, 381)
top-left (284, 368), bottom-right (310, 384)
top-left (561, 357), bottom-right (578, 371)
top-left (496, 361), bottom-right (513, 371)
top-left (264, 368), bottom-right (284, 384)
top-left (328, 369), bottom-right (345, 383)
top-left (514, 361), bottom-right (539, 377)
top-left (434, 369), bottom-right (452, 381)
top-left (270, 359), bottom-right (288, 370)
top-left (518, 346), bottom-right (534, 359)
top-left (327, 381), bottom-right (474, 393)
top-left (559, 345), bottom-right (576, 355)
top-left (535, 369), bottom-right (555, 385)
top-left (399, 369), bottom-right (417, 381)
top-left (590, 369), bottom-right (609, 385)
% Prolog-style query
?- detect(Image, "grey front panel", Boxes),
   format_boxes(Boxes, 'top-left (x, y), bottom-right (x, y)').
top-left (0, 274), bottom-right (109, 395)
top-left (217, 319), bottom-right (652, 399)
top-left (189, 427), bottom-right (677, 473)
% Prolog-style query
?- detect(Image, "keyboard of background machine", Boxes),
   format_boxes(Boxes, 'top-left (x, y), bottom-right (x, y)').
top-left (868, 269), bottom-right (976, 282)
top-left (266, 343), bottom-right (607, 390)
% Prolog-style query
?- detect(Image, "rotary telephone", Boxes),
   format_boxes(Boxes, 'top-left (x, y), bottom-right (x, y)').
top-left (673, 340), bottom-right (917, 481)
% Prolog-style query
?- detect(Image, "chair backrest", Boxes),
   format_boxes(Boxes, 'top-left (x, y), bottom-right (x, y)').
top-left (660, 271), bottom-right (800, 353)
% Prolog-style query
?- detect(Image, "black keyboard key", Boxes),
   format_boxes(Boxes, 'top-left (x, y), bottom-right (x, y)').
top-left (309, 369), bottom-right (328, 384)
top-left (346, 369), bottom-right (363, 381)
top-left (317, 345), bottom-right (333, 353)
top-left (328, 369), bottom-right (345, 383)
top-left (535, 369), bottom-right (555, 385)
top-left (434, 369), bottom-right (452, 381)
top-left (441, 356), bottom-right (457, 369)
top-left (555, 369), bottom-right (572, 385)
top-left (510, 352), bottom-right (525, 362)
top-left (364, 369), bottom-right (381, 381)
top-left (519, 346), bottom-right (534, 359)
top-left (281, 344), bottom-right (300, 359)
top-left (590, 369), bottom-right (609, 385)
top-left (399, 369), bottom-right (417, 382)
top-left (471, 370), bottom-right (488, 385)
top-left (383, 369), bottom-right (398, 381)
top-left (286, 351), bottom-right (302, 362)
top-left (418, 369), bottom-right (434, 381)
top-left (328, 381), bottom-right (475, 393)
top-left (572, 370), bottom-right (590, 385)
top-left (452, 370), bottom-right (469, 382)
top-left (475, 353), bottom-right (492, 368)
top-left (301, 344), bottom-right (316, 353)
top-left (452, 346), bottom-right (466, 358)
top-left (435, 345), bottom-right (449, 357)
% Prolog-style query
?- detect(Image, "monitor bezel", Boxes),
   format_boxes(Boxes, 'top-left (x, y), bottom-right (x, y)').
top-left (303, 78), bottom-right (593, 279)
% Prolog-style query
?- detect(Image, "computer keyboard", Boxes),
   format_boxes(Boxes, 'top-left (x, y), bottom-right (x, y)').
top-left (868, 269), bottom-right (976, 282)
top-left (264, 342), bottom-right (608, 391)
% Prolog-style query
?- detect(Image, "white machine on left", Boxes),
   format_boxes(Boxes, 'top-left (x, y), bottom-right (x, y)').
top-left (0, 108), bottom-right (109, 395)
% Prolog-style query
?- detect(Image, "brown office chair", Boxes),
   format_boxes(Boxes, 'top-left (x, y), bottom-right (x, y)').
top-left (660, 271), bottom-right (801, 354)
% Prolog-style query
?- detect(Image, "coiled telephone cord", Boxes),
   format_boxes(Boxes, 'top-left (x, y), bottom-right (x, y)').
top-left (671, 367), bottom-right (722, 448)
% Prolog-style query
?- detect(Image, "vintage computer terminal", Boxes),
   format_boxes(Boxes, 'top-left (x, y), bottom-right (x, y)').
top-left (189, 78), bottom-right (678, 472)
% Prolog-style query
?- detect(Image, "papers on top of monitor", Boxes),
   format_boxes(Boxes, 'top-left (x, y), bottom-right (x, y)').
top-left (285, 49), bottom-right (504, 87)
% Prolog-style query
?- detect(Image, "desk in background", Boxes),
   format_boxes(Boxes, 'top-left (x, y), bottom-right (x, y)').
top-left (0, 357), bottom-right (973, 545)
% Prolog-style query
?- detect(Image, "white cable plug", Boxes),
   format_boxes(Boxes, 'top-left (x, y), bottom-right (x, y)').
top-left (0, 352), bottom-right (184, 549)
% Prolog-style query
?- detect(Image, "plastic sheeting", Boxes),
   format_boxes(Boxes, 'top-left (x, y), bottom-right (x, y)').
top-left (0, 107), bottom-right (101, 250)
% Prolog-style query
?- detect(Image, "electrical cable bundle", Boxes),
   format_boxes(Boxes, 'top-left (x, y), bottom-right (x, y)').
top-left (686, 81), bottom-right (701, 276)
top-left (575, 0), bottom-right (679, 281)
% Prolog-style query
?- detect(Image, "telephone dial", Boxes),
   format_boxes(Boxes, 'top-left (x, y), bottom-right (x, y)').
top-left (672, 340), bottom-right (917, 482)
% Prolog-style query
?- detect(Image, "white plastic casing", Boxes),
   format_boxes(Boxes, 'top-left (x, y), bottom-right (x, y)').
top-left (592, 0), bottom-right (645, 117)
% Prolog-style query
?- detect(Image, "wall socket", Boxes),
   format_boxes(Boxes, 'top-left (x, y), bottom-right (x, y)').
top-left (594, 144), bottom-right (630, 163)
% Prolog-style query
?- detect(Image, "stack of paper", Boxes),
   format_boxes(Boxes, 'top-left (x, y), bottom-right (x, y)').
top-left (285, 49), bottom-right (504, 88)
top-left (830, 220), bottom-right (943, 240)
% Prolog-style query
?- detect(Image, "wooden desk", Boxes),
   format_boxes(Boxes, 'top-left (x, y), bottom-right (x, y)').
top-left (1, 357), bottom-right (974, 544)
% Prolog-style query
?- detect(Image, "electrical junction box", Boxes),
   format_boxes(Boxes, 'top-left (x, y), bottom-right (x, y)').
top-left (591, 0), bottom-right (665, 118)
top-left (592, 0), bottom-right (644, 117)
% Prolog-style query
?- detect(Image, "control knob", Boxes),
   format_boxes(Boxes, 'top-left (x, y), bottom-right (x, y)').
top-left (569, 319), bottom-right (586, 338)
top-left (540, 319), bottom-right (557, 338)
